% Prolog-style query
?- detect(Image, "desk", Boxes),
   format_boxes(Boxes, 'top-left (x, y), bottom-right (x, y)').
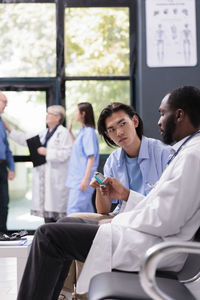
top-left (0, 235), bottom-right (33, 291)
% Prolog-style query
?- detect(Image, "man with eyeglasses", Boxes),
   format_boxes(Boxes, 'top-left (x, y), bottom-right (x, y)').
top-left (0, 91), bottom-right (15, 233)
top-left (59, 102), bottom-right (171, 299)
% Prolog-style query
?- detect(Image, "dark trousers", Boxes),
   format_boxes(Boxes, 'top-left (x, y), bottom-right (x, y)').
top-left (0, 162), bottom-right (9, 232)
top-left (17, 217), bottom-right (99, 300)
top-left (44, 217), bottom-right (58, 223)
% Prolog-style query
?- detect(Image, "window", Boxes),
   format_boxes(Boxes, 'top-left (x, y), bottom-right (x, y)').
top-left (64, 1), bottom-right (135, 153)
top-left (65, 7), bottom-right (129, 76)
top-left (4, 91), bottom-right (46, 155)
top-left (0, 0), bottom-right (136, 230)
top-left (65, 80), bottom-right (130, 153)
top-left (3, 91), bottom-right (47, 230)
top-left (0, 3), bottom-right (56, 77)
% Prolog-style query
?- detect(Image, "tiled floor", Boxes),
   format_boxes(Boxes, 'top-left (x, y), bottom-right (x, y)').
top-left (0, 258), bottom-right (17, 300)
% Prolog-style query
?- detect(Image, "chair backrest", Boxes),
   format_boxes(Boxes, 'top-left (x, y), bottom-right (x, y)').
top-left (140, 240), bottom-right (200, 300)
top-left (97, 154), bottom-right (109, 174)
top-left (177, 227), bottom-right (200, 282)
top-left (92, 154), bottom-right (109, 212)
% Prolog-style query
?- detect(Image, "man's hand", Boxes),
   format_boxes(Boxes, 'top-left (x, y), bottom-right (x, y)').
top-left (90, 174), bottom-right (112, 214)
top-left (99, 177), bottom-right (130, 201)
top-left (37, 147), bottom-right (47, 156)
top-left (8, 171), bottom-right (15, 180)
top-left (90, 174), bottom-right (101, 189)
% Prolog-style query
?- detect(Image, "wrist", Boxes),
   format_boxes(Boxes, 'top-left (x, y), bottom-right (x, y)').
top-left (122, 187), bottom-right (130, 201)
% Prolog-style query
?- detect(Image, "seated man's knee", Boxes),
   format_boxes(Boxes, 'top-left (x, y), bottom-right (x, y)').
top-left (57, 216), bottom-right (69, 223)
top-left (36, 223), bottom-right (55, 238)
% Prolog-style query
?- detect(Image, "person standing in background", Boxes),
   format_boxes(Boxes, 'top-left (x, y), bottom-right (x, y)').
top-left (0, 92), bottom-right (15, 233)
top-left (66, 102), bottom-right (99, 215)
top-left (4, 105), bottom-right (72, 223)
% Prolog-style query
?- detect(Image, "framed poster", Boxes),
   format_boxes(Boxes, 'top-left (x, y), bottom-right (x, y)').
top-left (146, 0), bottom-right (197, 67)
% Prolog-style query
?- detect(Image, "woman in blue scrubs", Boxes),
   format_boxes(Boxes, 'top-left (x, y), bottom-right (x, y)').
top-left (66, 102), bottom-right (99, 215)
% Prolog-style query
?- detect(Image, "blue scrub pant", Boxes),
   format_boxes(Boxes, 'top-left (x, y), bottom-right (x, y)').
top-left (67, 186), bottom-right (95, 215)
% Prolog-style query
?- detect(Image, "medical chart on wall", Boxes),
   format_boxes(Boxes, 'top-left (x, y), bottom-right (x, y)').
top-left (145, 0), bottom-right (197, 67)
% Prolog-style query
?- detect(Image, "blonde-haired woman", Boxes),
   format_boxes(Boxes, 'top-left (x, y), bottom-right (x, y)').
top-left (4, 105), bottom-right (73, 223)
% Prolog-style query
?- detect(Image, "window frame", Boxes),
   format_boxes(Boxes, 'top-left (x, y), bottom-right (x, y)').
top-left (0, 0), bottom-right (136, 231)
top-left (0, 0), bottom-right (137, 158)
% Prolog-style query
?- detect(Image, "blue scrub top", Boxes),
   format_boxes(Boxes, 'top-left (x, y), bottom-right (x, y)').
top-left (66, 126), bottom-right (99, 189)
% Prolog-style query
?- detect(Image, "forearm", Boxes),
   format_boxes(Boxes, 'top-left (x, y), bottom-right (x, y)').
top-left (95, 189), bottom-right (112, 214)
top-left (46, 145), bottom-right (72, 162)
top-left (46, 131), bottom-right (73, 162)
top-left (69, 130), bottom-right (75, 141)
top-left (6, 153), bottom-right (15, 171)
top-left (84, 155), bottom-right (95, 180)
top-left (9, 129), bottom-right (27, 146)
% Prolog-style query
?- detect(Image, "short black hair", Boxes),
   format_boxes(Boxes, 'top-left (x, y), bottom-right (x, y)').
top-left (97, 102), bottom-right (144, 147)
top-left (168, 86), bottom-right (200, 128)
top-left (78, 102), bottom-right (95, 128)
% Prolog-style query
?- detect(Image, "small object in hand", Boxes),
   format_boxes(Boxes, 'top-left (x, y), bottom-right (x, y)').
top-left (94, 172), bottom-right (108, 185)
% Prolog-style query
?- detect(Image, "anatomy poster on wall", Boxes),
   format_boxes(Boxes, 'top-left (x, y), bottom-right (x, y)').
top-left (145, 0), bottom-right (197, 67)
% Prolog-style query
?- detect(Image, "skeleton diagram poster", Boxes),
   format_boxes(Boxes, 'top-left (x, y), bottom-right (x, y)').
top-left (146, 0), bottom-right (197, 67)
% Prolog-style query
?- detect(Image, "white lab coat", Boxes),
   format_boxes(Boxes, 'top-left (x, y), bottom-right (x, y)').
top-left (77, 133), bottom-right (200, 294)
top-left (9, 125), bottom-right (73, 218)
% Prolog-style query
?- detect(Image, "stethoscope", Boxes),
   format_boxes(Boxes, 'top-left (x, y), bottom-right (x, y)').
top-left (167, 129), bottom-right (200, 165)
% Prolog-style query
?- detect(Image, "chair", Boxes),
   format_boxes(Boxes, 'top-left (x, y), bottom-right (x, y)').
top-left (88, 229), bottom-right (200, 300)
top-left (140, 240), bottom-right (200, 300)
top-left (92, 154), bottom-right (109, 212)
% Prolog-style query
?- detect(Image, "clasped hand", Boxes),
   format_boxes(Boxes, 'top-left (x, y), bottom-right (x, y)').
top-left (37, 147), bottom-right (47, 156)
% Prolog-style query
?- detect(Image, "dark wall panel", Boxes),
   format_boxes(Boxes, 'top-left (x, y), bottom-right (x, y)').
top-left (135, 0), bottom-right (200, 139)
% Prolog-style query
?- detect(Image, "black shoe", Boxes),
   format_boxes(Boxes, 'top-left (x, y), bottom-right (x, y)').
top-left (0, 230), bottom-right (28, 241)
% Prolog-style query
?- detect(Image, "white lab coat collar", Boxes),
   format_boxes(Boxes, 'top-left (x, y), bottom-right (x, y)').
top-left (171, 136), bottom-right (189, 152)
top-left (168, 131), bottom-right (200, 162)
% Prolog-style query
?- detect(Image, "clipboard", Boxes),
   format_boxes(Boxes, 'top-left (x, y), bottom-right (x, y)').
top-left (26, 135), bottom-right (46, 167)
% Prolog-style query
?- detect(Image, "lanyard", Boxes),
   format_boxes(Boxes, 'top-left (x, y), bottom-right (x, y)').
top-left (167, 130), bottom-right (200, 165)
top-left (43, 125), bottom-right (58, 147)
